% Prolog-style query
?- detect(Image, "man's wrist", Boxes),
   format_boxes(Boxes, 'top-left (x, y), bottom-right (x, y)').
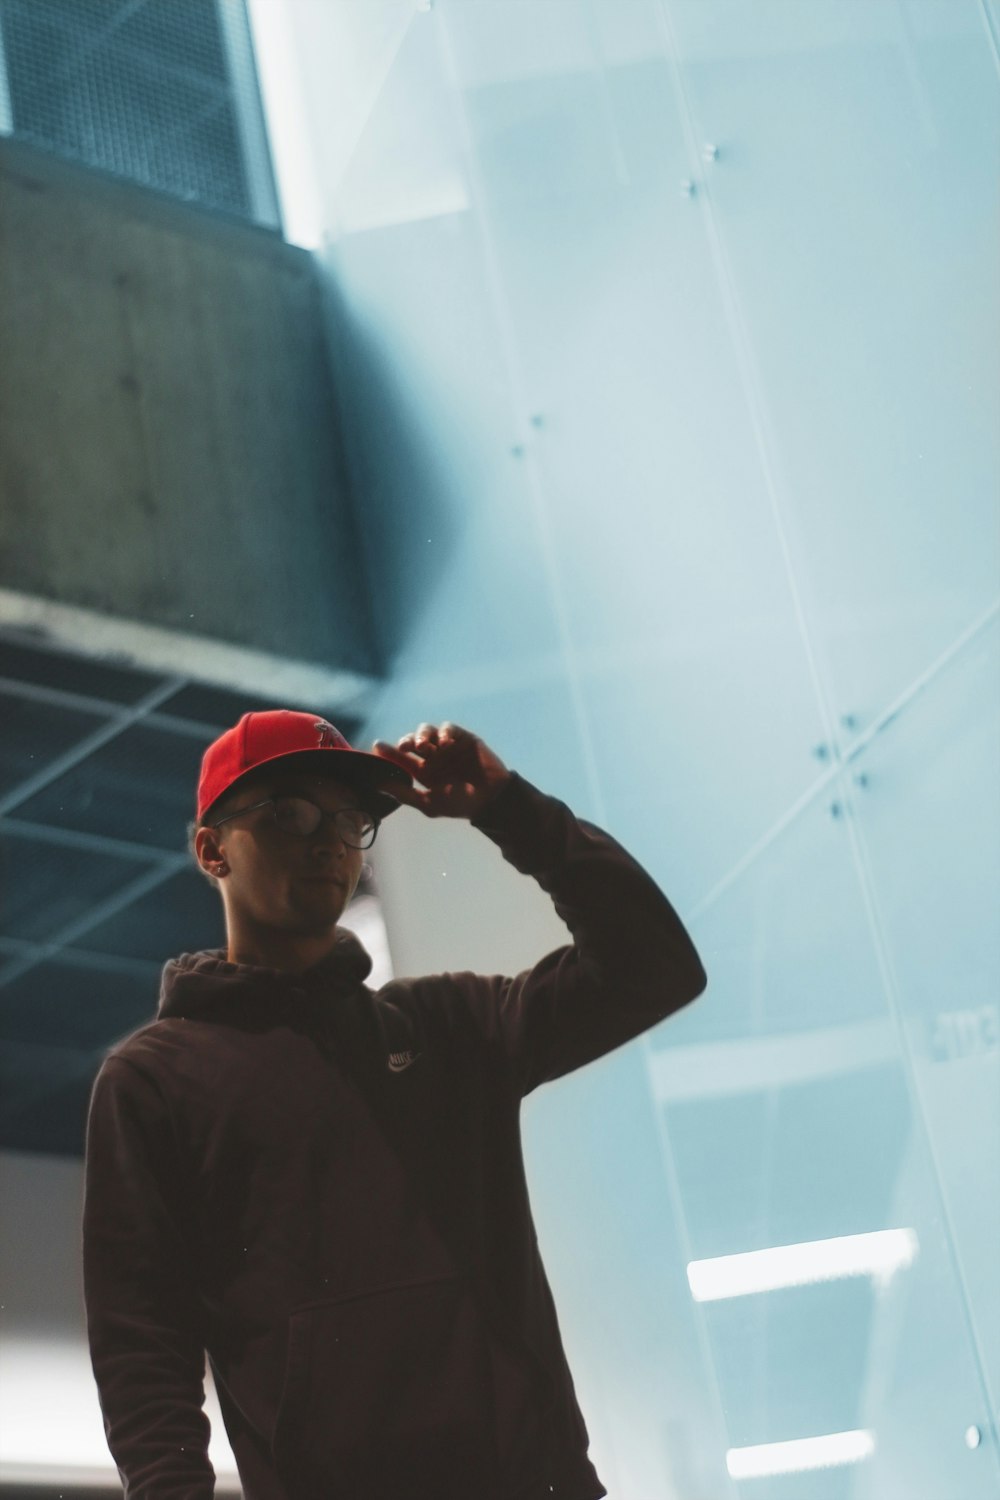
top-left (471, 770), bottom-right (517, 821)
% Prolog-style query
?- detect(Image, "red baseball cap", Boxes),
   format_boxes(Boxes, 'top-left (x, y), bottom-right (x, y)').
top-left (196, 710), bottom-right (412, 823)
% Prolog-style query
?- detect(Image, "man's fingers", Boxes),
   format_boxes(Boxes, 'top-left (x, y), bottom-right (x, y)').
top-left (394, 734), bottom-right (429, 756)
top-left (376, 724), bottom-right (482, 789)
top-left (373, 724), bottom-right (502, 819)
top-left (371, 739), bottom-right (409, 761)
top-left (388, 781), bottom-right (433, 814)
top-left (385, 781), bottom-right (423, 807)
top-left (393, 723), bottom-right (475, 751)
top-left (438, 721), bottom-right (472, 744)
top-left (370, 741), bottom-right (422, 774)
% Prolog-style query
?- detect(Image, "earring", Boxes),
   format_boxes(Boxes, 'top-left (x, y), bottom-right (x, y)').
top-left (360, 863), bottom-right (373, 881)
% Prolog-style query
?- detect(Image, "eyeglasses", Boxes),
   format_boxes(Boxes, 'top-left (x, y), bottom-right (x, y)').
top-left (211, 796), bottom-right (379, 849)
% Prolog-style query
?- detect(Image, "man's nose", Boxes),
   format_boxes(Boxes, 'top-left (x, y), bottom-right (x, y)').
top-left (310, 818), bottom-right (351, 856)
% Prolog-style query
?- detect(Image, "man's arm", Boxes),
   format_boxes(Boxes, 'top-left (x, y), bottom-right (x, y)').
top-left (368, 720), bottom-right (706, 1096)
top-left (463, 769), bottom-right (707, 1093)
top-left (83, 1053), bottom-right (216, 1496)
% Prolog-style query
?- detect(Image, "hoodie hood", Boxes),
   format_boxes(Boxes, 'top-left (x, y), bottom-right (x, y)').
top-left (158, 926), bottom-right (374, 1021)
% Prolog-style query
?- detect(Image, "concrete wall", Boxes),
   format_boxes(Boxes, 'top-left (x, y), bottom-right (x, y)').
top-left (0, 135), bottom-right (377, 675)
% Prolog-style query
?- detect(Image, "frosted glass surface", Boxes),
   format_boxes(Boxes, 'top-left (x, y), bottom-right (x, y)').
top-left (649, 779), bottom-right (996, 1498)
top-left (848, 616), bottom-right (1000, 1417)
top-left (252, 0), bottom-right (1000, 1493)
top-left (664, 0), bottom-right (1000, 729)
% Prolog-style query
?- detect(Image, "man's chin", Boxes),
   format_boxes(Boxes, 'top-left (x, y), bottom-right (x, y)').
top-left (287, 887), bottom-right (348, 930)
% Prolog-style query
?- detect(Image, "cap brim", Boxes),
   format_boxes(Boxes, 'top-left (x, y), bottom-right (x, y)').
top-left (208, 748), bottom-right (412, 822)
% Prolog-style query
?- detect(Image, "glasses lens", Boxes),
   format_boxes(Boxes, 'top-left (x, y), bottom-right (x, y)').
top-left (336, 809), bottom-right (376, 848)
top-left (271, 798), bottom-right (376, 846)
top-left (273, 797), bottom-right (321, 836)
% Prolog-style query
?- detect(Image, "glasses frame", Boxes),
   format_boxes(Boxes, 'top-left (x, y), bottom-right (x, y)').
top-left (209, 795), bottom-right (379, 849)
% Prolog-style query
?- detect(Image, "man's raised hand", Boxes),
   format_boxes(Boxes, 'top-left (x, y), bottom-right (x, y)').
top-left (370, 722), bottom-right (511, 820)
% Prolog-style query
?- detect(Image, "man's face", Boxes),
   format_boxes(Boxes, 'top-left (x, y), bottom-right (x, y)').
top-left (204, 766), bottom-right (370, 939)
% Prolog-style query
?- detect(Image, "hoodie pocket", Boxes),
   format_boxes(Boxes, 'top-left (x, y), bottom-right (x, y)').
top-left (271, 1272), bottom-right (552, 1499)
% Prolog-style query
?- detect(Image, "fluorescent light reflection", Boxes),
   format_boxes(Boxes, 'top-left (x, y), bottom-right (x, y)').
top-left (687, 1228), bottom-right (918, 1301)
top-left (727, 1429), bottom-right (875, 1478)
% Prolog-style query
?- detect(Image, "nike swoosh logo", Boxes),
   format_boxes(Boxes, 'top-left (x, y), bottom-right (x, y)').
top-left (387, 1051), bottom-right (419, 1072)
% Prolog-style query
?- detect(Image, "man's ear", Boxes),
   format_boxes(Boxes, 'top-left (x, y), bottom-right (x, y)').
top-left (195, 825), bottom-right (228, 877)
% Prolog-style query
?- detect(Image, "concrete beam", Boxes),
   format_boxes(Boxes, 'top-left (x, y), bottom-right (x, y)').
top-left (0, 135), bottom-right (379, 676)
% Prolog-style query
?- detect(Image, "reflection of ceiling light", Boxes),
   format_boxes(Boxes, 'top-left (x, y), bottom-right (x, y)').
top-left (687, 1228), bottom-right (918, 1301)
top-left (727, 1429), bottom-right (875, 1478)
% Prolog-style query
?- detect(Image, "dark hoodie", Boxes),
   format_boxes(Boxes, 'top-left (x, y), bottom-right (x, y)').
top-left (82, 771), bottom-right (706, 1499)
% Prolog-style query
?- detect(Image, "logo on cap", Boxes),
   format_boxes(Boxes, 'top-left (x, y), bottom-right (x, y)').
top-left (313, 719), bottom-right (341, 749)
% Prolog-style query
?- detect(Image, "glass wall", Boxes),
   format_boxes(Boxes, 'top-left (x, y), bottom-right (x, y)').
top-left (253, 2), bottom-right (999, 1494)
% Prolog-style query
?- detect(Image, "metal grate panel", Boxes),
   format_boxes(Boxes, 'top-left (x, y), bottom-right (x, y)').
top-left (0, 0), bottom-right (278, 226)
top-left (0, 627), bottom-right (372, 1157)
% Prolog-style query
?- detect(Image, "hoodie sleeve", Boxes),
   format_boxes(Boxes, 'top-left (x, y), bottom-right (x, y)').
top-left (462, 771), bottom-right (707, 1096)
top-left (82, 1052), bottom-right (216, 1497)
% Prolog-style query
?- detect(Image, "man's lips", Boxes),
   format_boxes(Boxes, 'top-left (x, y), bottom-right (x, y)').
top-left (300, 874), bottom-right (343, 886)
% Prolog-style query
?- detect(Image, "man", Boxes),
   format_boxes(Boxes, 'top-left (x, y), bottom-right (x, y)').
top-left (82, 709), bottom-right (707, 1499)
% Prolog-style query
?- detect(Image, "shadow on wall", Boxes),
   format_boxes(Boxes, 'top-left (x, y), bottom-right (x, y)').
top-left (319, 271), bottom-right (462, 676)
